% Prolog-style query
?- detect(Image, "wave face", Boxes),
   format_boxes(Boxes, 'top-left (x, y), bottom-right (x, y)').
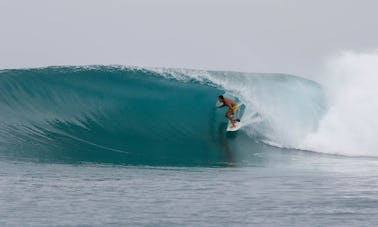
top-left (0, 66), bottom-right (326, 165)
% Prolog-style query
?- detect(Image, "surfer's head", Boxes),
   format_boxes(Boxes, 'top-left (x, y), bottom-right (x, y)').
top-left (218, 95), bottom-right (224, 101)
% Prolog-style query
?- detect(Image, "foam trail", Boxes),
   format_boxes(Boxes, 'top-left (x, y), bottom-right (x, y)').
top-left (302, 51), bottom-right (378, 156)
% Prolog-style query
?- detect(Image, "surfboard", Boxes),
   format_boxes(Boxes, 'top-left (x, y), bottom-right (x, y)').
top-left (226, 103), bottom-right (245, 132)
top-left (227, 120), bottom-right (242, 132)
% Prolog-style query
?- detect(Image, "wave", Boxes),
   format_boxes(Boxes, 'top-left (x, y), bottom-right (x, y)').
top-left (0, 64), bottom-right (354, 165)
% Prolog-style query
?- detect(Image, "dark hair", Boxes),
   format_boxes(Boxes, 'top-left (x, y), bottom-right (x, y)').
top-left (218, 95), bottom-right (224, 99)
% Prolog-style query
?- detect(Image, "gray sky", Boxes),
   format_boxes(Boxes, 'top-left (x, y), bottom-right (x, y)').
top-left (1, 0), bottom-right (377, 77)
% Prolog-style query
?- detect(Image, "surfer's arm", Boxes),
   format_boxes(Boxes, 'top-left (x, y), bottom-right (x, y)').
top-left (216, 103), bottom-right (226, 108)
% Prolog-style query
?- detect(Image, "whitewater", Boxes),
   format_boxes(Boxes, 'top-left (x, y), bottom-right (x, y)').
top-left (302, 51), bottom-right (378, 156)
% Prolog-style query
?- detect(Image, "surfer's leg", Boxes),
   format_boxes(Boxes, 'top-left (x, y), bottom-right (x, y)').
top-left (226, 110), bottom-right (232, 120)
top-left (231, 117), bottom-right (236, 127)
top-left (230, 106), bottom-right (239, 127)
top-left (226, 110), bottom-right (236, 127)
top-left (225, 112), bottom-right (231, 121)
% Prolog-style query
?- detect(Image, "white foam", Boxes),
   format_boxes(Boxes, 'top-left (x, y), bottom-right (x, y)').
top-left (302, 51), bottom-right (378, 156)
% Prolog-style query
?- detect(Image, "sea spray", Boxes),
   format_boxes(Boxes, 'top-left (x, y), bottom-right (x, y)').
top-left (302, 51), bottom-right (378, 155)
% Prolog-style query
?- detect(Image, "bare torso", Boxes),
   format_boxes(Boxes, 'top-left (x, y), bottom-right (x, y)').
top-left (221, 98), bottom-right (237, 108)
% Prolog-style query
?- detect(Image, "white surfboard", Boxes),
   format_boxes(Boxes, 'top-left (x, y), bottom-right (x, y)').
top-left (225, 102), bottom-right (245, 132)
top-left (226, 120), bottom-right (242, 132)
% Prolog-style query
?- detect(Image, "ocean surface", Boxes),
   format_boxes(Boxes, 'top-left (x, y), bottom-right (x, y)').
top-left (1, 65), bottom-right (378, 226)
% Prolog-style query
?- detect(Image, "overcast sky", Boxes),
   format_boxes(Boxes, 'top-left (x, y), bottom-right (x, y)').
top-left (1, 0), bottom-right (377, 77)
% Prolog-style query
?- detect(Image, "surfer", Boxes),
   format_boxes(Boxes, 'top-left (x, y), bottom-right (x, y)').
top-left (217, 95), bottom-right (239, 128)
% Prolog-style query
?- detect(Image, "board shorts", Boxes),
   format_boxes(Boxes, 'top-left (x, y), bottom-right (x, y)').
top-left (227, 104), bottom-right (238, 115)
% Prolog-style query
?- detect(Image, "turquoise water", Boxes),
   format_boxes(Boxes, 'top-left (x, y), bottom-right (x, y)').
top-left (1, 66), bottom-right (378, 226)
